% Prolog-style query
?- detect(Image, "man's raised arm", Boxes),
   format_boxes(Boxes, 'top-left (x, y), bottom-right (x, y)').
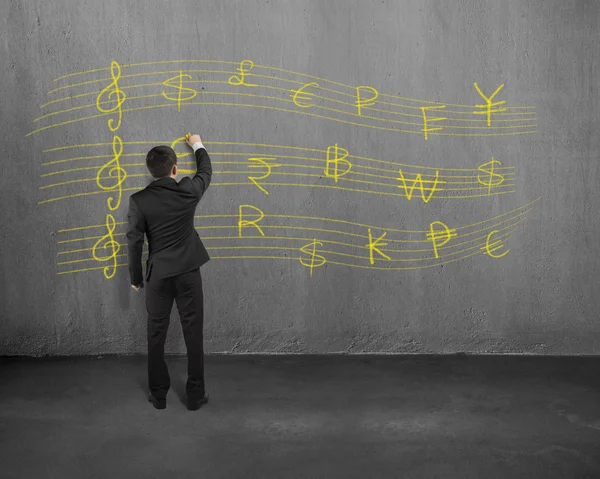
top-left (186, 133), bottom-right (212, 199)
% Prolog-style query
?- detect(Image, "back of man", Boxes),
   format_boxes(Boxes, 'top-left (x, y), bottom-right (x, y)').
top-left (126, 133), bottom-right (212, 411)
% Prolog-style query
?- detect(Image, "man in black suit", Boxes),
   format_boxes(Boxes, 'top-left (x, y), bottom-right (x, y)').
top-left (126, 133), bottom-right (212, 411)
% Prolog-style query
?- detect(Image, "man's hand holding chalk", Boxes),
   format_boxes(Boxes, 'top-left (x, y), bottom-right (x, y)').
top-left (186, 132), bottom-right (202, 148)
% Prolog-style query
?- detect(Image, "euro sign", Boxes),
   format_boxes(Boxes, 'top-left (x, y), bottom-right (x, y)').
top-left (477, 158), bottom-right (505, 195)
top-left (324, 144), bottom-right (352, 183)
top-left (162, 71), bottom-right (198, 112)
top-left (299, 240), bottom-right (326, 277)
top-left (426, 221), bottom-right (457, 259)
top-left (292, 82), bottom-right (319, 108)
top-left (481, 230), bottom-right (510, 258)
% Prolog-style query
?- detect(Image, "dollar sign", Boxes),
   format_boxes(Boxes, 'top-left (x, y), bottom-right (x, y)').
top-left (161, 71), bottom-right (198, 112)
top-left (299, 240), bottom-right (327, 277)
top-left (477, 158), bottom-right (505, 195)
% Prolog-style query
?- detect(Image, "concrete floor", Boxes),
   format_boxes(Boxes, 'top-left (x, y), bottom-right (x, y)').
top-left (0, 355), bottom-right (599, 478)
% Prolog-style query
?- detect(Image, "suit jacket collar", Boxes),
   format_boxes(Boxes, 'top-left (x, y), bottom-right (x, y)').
top-left (149, 177), bottom-right (177, 187)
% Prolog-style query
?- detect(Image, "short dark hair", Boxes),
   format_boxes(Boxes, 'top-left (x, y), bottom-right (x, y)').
top-left (146, 145), bottom-right (177, 178)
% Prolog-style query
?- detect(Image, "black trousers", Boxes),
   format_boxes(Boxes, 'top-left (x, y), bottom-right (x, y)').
top-left (145, 267), bottom-right (205, 400)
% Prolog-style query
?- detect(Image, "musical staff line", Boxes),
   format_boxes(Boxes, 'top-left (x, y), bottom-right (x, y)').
top-left (39, 83), bottom-right (536, 123)
top-left (55, 226), bottom-right (522, 275)
top-left (37, 139), bottom-right (519, 205)
top-left (28, 59), bottom-right (538, 139)
top-left (49, 59), bottom-right (536, 109)
top-left (53, 198), bottom-right (538, 276)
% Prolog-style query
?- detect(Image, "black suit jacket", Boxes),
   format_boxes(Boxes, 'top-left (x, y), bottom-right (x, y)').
top-left (126, 147), bottom-right (212, 285)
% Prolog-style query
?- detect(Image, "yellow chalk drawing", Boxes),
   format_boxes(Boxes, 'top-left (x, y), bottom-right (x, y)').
top-left (481, 230), bottom-right (510, 258)
top-left (30, 60), bottom-right (538, 138)
top-left (427, 221), bottom-right (458, 259)
top-left (91, 213), bottom-right (120, 279)
top-left (95, 134), bottom-right (127, 211)
top-left (366, 229), bottom-right (392, 265)
top-left (324, 144), bottom-right (352, 183)
top-left (420, 106), bottom-right (447, 140)
top-left (477, 158), bottom-right (505, 196)
top-left (355, 86), bottom-right (379, 116)
top-left (228, 60), bottom-right (258, 87)
top-left (299, 240), bottom-right (327, 277)
top-left (54, 198), bottom-right (539, 275)
top-left (169, 134), bottom-right (194, 157)
top-left (472, 83), bottom-right (507, 127)
top-left (291, 82), bottom-right (319, 108)
top-left (95, 60), bottom-right (126, 132)
top-left (48, 60), bottom-right (533, 115)
top-left (38, 140), bottom-right (521, 205)
top-left (247, 157), bottom-right (282, 195)
top-left (397, 169), bottom-right (442, 203)
top-left (161, 71), bottom-right (198, 112)
top-left (238, 204), bottom-right (265, 237)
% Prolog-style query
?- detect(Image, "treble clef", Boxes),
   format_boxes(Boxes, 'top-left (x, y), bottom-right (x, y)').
top-left (92, 213), bottom-right (120, 279)
top-left (96, 60), bottom-right (127, 131)
top-left (96, 134), bottom-right (127, 211)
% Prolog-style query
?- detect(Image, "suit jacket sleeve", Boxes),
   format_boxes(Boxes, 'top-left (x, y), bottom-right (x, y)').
top-left (126, 195), bottom-right (146, 285)
top-left (191, 147), bottom-right (212, 199)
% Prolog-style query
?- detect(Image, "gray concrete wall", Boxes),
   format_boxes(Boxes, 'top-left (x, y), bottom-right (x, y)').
top-left (1, 0), bottom-right (598, 356)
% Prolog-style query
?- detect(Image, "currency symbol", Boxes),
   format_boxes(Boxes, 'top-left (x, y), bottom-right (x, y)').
top-left (92, 213), bottom-right (121, 279)
top-left (397, 169), bottom-right (442, 204)
top-left (324, 144), bottom-right (352, 183)
top-left (228, 60), bottom-right (258, 87)
top-left (420, 106), bottom-right (446, 140)
top-left (248, 157), bottom-right (282, 195)
top-left (366, 229), bottom-right (391, 265)
top-left (355, 86), bottom-right (378, 116)
top-left (477, 158), bottom-right (505, 195)
top-left (167, 136), bottom-right (195, 174)
top-left (481, 230), bottom-right (510, 258)
top-left (238, 204), bottom-right (265, 237)
top-left (96, 135), bottom-right (127, 211)
top-left (291, 82), bottom-right (319, 108)
top-left (426, 221), bottom-right (457, 259)
top-left (161, 71), bottom-right (198, 112)
top-left (96, 60), bottom-right (127, 132)
top-left (472, 83), bottom-right (507, 127)
top-left (299, 239), bottom-right (327, 277)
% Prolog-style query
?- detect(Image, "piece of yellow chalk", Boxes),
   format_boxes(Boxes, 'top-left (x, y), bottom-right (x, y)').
top-left (185, 133), bottom-right (190, 140)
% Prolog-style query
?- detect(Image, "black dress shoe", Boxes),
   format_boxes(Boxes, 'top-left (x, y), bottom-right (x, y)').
top-left (187, 392), bottom-right (209, 411)
top-left (148, 393), bottom-right (166, 410)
